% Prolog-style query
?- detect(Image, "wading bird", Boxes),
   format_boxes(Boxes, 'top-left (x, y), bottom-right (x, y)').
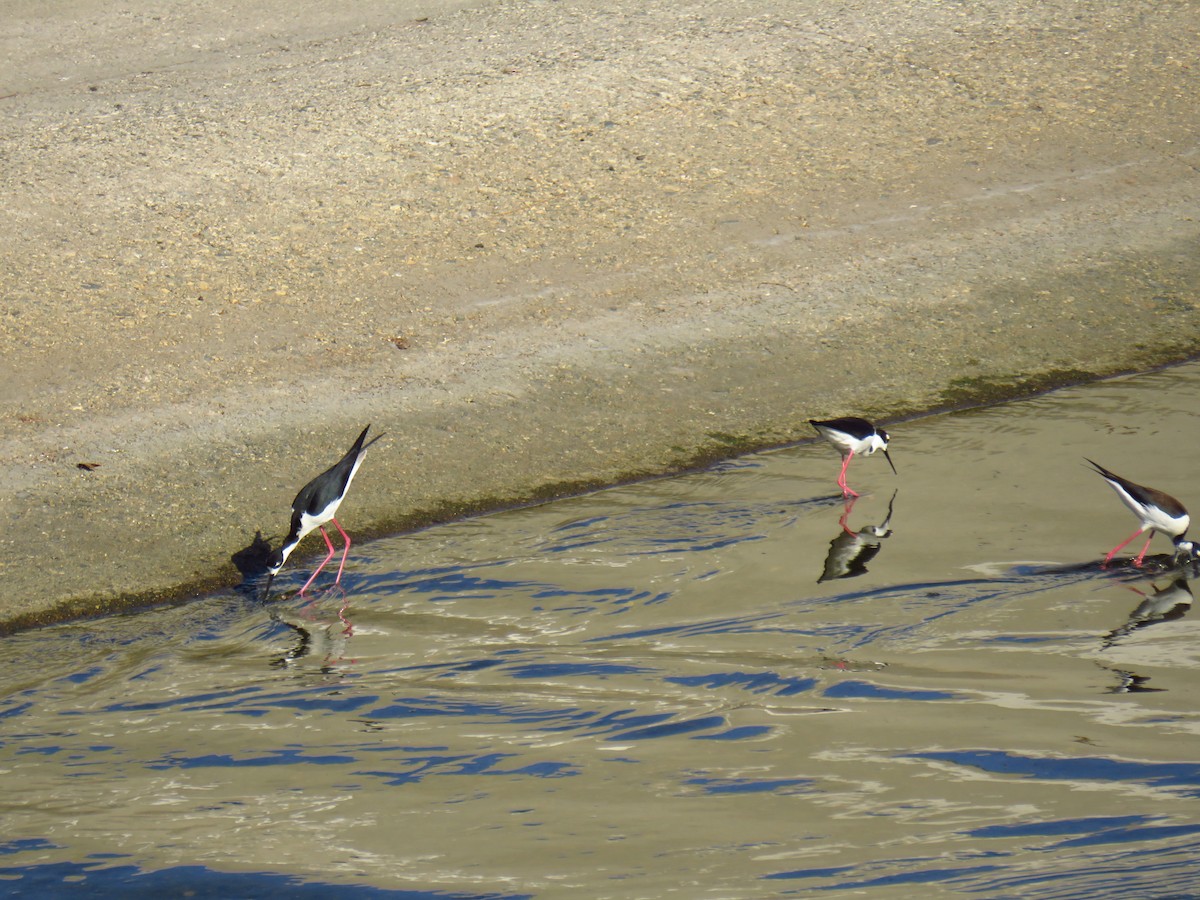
top-left (1086, 458), bottom-right (1196, 566)
top-left (266, 425), bottom-right (384, 596)
top-left (810, 417), bottom-right (896, 498)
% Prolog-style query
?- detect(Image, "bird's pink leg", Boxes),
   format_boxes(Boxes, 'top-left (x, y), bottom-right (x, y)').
top-left (1103, 527), bottom-right (1146, 567)
top-left (837, 451), bottom-right (858, 498)
top-left (332, 518), bottom-right (353, 584)
top-left (299, 526), bottom-right (337, 594)
top-left (1132, 534), bottom-right (1155, 567)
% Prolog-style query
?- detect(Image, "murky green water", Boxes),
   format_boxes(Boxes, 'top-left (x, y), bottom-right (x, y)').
top-left (3, 363), bottom-right (1200, 898)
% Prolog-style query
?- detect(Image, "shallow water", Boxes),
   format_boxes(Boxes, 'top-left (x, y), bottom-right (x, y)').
top-left (4, 363), bottom-right (1200, 899)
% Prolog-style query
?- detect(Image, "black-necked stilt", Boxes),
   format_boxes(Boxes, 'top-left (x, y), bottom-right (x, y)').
top-left (810, 417), bottom-right (896, 498)
top-left (266, 425), bottom-right (384, 596)
top-left (1086, 459), bottom-right (1196, 566)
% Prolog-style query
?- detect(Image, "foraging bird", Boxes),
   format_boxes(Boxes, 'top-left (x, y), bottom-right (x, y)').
top-left (266, 425), bottom-right (384, 596)
top-left (810, 417), bottom-right (896, 498)
top-left (1085, 459), bottom-right (1196, 566)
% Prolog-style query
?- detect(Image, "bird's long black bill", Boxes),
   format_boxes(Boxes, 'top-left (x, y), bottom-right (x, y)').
top-left (883, 449), bottom-right (897, 475)
top-left (263, 573), bottom-right (276, 602)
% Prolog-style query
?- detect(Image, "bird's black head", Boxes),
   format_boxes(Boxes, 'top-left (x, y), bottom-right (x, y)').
top-left (1174, 538), bottom-right (1199, 562)
top-left (262, 548), bottom-right (287, 602)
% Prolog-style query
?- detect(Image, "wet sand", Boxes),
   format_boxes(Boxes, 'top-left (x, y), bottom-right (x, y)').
top-left (2, 0), bottom-right (1199, 631)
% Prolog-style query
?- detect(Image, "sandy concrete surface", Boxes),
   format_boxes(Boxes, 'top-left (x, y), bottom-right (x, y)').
top-left (2, 0), bottom-right (1199, 631)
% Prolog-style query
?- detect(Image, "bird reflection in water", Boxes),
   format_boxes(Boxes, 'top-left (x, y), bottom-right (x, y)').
top-left (818, 491), bottom-right (897, 583)
top-left (1098, 570), bottom-right (1194, 693)
top-left (230, 499), bottom-right (359, 669)
top-left (1102, 573), bottom-right (1193, 649)
top-left (269, 593), bottom-right (356, 673)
